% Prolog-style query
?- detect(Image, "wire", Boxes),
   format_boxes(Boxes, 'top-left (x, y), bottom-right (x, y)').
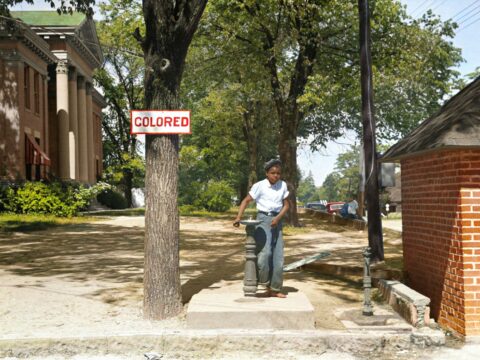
top-left (451, 0), bottom-right (480, 20)
top-left (457, 7), bottom-right (480, 25)
top-left (456, 4), bottom-right (480, 23)
top-left (458, 15), bottom-right (480, 32)
top-left (430, 0), bottom-right (449, 13)
top-left (410, 0), bottom-right (432, 16)
top-left (411, 0), bottom-right (436, 17)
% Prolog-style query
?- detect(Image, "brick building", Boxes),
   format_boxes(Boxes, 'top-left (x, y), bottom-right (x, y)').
top-left (382, 76), bottom-right (480, 337)
top-left (0, 11), bottom-right (105, 184)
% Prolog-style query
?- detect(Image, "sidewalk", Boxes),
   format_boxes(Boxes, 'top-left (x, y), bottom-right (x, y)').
top-left (0, 213), bottom-right (448, 359)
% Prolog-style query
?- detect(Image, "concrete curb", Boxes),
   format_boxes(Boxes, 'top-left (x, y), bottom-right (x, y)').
top-left (0, 328), bottom-right (445, 358)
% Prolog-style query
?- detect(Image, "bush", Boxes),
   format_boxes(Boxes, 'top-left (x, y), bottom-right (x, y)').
top-left (97, 188), bottom-right (128, 209)
top-left (0, 181), bottom-right (110, 217)
top-left (196, 181), bottom-right (234, 212)
top-left (179, 204), bottom-right (197, 214)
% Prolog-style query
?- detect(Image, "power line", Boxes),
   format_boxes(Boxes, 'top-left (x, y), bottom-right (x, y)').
top-left (431, 0), bottom-right (449, 13)
top-left (458, 16), bottom-right (480, 32)
top-left (410, 0), bottom-right (432, 16)
top-left (457, 7), bottom-right (480, 25)
top-left (458, 14), bottom-right (480, 32)
top-left (451, 0), bottom-right (480, 20)
top-left (411, 0), bottom-right (436, 17)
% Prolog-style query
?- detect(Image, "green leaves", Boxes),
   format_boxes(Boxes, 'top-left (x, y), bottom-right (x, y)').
top-left (1, 181), bottom-right (110, 217)
top-left (95, 0), bottom-right (145, 205)
top-left (320, 145), bottom-right (361, 201)
top-left (1, 0), bottom-right (95, 16)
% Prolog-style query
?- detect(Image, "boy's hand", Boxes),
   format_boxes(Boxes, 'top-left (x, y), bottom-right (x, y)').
top-left (271, 217), bottom-right (279, 227)
top-left (233, 218), bottom-right (241, 227)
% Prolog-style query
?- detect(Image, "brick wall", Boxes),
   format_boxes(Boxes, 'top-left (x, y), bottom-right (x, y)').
top-left (401, 149), bottom-right (480, 336)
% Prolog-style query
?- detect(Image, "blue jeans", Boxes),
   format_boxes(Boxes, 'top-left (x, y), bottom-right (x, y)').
top-left (254, 213), bottom-right (284, 292)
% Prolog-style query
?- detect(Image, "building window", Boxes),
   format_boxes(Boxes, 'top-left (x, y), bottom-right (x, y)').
top-left (34, 72), bottom-right (40, 114)
top-left (24, 65), bottom-right (30, 110)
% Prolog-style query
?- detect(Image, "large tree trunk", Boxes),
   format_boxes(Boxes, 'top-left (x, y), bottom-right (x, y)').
top-left (278, 104), bottom-right (300, 226)
top-left (141, 0), bottom-right (207, 320)
top-left (124, 168), bottom-right (133, 208)
top-left (144, 133), bottom-right (182, 319)
top-left (242, 104), bottom-right (258, 189)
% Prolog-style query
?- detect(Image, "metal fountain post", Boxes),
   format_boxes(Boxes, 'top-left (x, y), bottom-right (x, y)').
top-left (240, 218), bottom-right (261, 297)
top-left (362, 246), bottom-right (374, 316)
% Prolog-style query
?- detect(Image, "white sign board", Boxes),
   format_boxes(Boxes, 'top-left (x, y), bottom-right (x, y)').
top-left (130, 110), bottom-right (191, 134)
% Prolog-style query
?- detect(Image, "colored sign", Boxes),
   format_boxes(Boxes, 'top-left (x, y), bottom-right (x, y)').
top-left (131, 110), bottom-right (191, 134)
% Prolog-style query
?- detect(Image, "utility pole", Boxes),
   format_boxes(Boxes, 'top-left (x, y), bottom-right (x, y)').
top-left (358, 0), bottom-right (384, 261)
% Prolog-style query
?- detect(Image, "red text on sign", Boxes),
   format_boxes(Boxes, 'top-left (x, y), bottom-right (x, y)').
top-left (134, 116), bottom-right (189, 127)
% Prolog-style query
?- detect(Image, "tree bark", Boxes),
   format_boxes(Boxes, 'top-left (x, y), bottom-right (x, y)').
top-left (358, 0), bottom-right (384, 261)
top-left (142, 0), bottom-right (207, 320)
top-left (278, 104), bottom-right (300, 226)
top-left (259, 8), bottom-right (317, 227)
top-left (242, 102), bottom-right (258, 189)
top-left (124, 168), bottom-right (133, 208)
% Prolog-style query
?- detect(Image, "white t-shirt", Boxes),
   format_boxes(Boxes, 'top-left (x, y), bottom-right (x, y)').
top-left (249, 179), bottom-right (289, 213)
top-left (348, 200), bottom-right (358, 215)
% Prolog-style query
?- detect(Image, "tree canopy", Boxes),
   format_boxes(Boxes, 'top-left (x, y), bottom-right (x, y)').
top-left (185, 0), bottom-right (462, 225)
top-left (1, 0), bottom-right (94, 15)
top-left (95, 0), bottom-right (145, 207)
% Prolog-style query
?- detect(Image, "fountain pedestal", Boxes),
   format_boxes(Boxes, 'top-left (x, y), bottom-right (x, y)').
top-left (240, 219), bottom-right (262, 297)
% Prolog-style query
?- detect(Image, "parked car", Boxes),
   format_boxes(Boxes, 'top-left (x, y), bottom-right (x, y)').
top-left (305, 202), bottom-right (327, 212)
top-left (326, 201), bottom-right (345, 214)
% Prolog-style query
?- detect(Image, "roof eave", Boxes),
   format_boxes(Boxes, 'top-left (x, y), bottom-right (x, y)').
top-left (381, 145), bottom-right (480, 163)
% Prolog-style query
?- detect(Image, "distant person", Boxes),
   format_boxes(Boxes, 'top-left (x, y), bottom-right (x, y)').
top-left (340, 196), bottom-right (359, 220)
top-left (233, 158), bottom-right (290, 298)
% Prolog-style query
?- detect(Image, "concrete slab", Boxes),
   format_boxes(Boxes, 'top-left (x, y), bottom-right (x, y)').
top-left (335, 306), bottom-right (415, 333)
top-left (187, 282), bottom-right (315, 330)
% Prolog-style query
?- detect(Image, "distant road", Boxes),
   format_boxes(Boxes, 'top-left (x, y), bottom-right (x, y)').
top-left (382, 219), bottom-right (402, 232)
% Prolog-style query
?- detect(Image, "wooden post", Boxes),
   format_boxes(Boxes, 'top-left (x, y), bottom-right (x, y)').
top-left (358, 0), bottom-right (384, 261)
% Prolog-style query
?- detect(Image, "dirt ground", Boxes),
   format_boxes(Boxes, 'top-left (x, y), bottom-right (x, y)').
top-left (0, 213), bottom-right (403, 339)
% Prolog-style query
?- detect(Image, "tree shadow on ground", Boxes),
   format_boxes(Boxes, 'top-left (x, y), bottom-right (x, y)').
top-left (0, 221), bottom-right (248, 306)
top-left (0, 216), bottom-right (403, 314)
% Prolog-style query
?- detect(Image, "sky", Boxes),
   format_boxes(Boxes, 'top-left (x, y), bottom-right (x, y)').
top-left (298, 0), bottom-right (480, 186)
top-left (12, 1), bottom-right (480, 185)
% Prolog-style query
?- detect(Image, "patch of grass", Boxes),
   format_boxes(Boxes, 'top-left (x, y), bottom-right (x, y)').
top-left (85, 208), bottom-right (145, 216)
top-left (180, 207), bottom-right (256, 220)
top-left (371, 288), bottom-right (385, 304)
top-left (383, 256), bottom-right (404, 272)
top-left (386, 212), bottom-right (402, 220)
top-left (283, 225), bottom-right (314, 236)
top-left (84, 206), bottom-right (259, 220)
top-left (0, 213), bottom-right (99, 233)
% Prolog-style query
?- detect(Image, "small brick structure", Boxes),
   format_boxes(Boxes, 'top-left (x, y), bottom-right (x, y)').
top-left (382, 77), bottom-right (480, 337)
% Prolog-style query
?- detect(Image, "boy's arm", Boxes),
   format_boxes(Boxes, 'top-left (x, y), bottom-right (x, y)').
top-left (233, 194), bottom-right (254, 227)
top-left (271, 198), bottom-right (290, 227)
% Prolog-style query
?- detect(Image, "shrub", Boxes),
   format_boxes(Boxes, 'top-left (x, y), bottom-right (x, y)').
top-left (197, 181), bottom-right (234, 212)
top-left (97, 188), bottom-right (128, 209)
top-left (179, 204), bottom-right (197, 214)
top-left (0, 181), bottom-right (110, 217)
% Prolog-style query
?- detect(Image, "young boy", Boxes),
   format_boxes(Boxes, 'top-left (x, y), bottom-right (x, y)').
top-left (233, 159), bottom-right (290, 298)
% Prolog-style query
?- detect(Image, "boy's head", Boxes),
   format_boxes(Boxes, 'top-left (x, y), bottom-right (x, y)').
top-left (264, 159), bottom-right (282, 184)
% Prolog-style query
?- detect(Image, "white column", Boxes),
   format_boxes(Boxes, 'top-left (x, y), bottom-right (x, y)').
top-left (77, 76), bottom-right (88, 183)
top-left (68, 67), bottom-right (79, 180)
top-left (86, 83), bottom-right (95, 184)
top-left (56, 61), bottom-right (70, 179)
